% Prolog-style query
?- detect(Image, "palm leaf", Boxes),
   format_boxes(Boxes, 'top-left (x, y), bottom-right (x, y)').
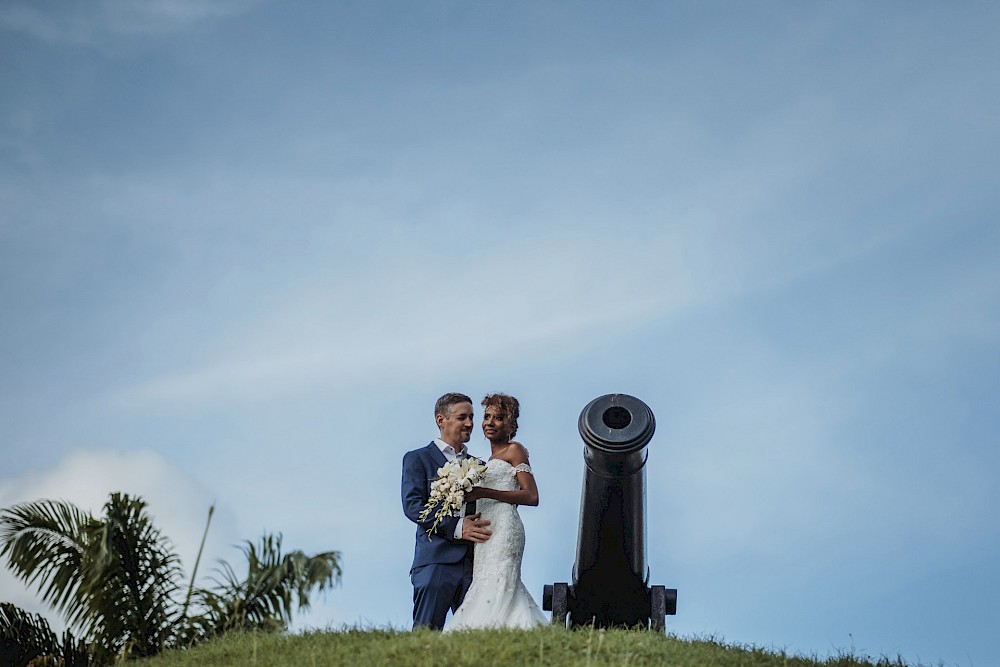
top-left (0, 601), bottom-right (59, 666)
top-left (4, 493), bottom-right (343, 658)
top-left (76, 493), bottom-right (183, 661)
top-left (1, 493), bottom-right (183, 663)
top-left (0, 499), bottom-right (93, 624)
top-left (0, 602), bottom-right (90, 667)
top-left (189, 532), bottom-right (342, 638)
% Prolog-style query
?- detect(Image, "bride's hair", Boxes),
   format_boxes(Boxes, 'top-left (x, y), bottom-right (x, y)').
top-left (482, 393), bottom-right (520, 439)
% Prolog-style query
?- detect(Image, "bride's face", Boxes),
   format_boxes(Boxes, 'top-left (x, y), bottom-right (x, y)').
top-left (482, 405), bottom-right (509, 442)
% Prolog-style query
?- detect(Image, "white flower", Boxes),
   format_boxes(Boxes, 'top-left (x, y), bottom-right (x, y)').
top-left (418, 458), bottom-right (488, 539)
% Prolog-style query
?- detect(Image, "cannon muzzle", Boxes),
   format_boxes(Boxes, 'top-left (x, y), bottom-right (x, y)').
top-left (544, 394), bottom-right (677, 630)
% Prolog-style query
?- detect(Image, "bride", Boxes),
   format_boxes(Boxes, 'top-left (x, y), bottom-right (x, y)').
top-left (446, 393), bottom-right (548, 630)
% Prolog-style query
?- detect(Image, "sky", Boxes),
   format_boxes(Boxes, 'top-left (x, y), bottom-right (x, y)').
top-left (1, 1), bottom-right (998, 665)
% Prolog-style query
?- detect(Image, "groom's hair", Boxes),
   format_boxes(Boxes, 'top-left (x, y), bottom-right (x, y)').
top-left (434, 392), bottom-right (473, 419)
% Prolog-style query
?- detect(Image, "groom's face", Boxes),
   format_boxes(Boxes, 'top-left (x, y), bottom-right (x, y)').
top-left (437, 402), bottom-right (474, 448)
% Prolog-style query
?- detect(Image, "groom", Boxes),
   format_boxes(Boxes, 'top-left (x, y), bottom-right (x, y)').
top-left (401, 392), bottom-right (493, 629)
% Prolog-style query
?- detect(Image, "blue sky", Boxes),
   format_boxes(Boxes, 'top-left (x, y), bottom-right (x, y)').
top-left (2, 2), bottom-right (998, 665)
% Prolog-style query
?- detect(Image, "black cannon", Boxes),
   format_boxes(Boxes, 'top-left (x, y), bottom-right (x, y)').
top-left (543, 394), bottom-right (677, 630)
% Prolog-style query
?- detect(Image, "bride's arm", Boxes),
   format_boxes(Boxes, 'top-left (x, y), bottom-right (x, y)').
top-left (470, 471), bottom-right (538, 506)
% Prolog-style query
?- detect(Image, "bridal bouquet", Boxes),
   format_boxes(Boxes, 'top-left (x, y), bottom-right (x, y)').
top-left (419, 458), bottom-right (487, 537)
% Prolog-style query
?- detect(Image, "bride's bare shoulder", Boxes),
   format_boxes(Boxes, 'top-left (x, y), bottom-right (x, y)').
top-left (504, 441), bottom-right (530, 464)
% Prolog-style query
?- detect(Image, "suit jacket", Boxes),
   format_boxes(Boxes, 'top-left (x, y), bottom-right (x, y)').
top-left (401, 442), bottom-right (473, 571)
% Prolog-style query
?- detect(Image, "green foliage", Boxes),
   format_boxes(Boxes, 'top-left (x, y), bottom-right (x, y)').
top-left (0, 494), bottom-right (182, 663)
top-left (0, 498), bottom-right (91, 621)
top-left (0, 602), bottom-right (90, 667)
top-left (183, 533), bottom-right (342, 639)
top-left (134, 627), bottom-right (925, 667)
top-left (80, 494), bottom-right (183, 661)
top-left (1, 493), bottom-right (341, 665)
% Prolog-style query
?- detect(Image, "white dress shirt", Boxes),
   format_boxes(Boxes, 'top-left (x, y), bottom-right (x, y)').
top-left (434, 438), bottom-right (471, 539)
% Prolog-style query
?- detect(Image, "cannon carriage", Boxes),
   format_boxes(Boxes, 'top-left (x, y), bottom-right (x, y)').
top-left (542, 394), bottom-right (677, 630)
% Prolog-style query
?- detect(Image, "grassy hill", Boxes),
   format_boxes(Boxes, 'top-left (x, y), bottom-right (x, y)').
top-left (136, 626), bottom-right (920, 667)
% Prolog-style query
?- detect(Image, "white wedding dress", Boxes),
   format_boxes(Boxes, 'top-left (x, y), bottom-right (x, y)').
top-left (446, 458), bottom-right (548, 630)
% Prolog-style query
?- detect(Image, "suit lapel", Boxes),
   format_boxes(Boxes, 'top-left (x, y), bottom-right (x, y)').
top-left (426, 441), bottom-right (447, 469)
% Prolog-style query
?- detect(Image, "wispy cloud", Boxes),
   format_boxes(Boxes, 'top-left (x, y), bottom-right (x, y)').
top-left (77, 139), bottom-right (935, 409)
top-left (0, 0), bottom-right (263, 43)
top-left (111, 238), bottom-right (687, 405)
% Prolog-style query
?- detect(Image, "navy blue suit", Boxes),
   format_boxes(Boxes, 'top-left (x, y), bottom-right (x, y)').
top-left (401, 442), bottom-right (474, 629)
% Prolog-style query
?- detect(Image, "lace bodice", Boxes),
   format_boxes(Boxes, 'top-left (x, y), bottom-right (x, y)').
top-left (473, 459), bottom-right (528, 560)
top-left (479, 458), bottom-right (532, 491)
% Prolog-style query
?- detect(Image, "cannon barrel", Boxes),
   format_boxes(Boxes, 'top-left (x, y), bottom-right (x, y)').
top-left (543, 394), bottom-right (677, 629)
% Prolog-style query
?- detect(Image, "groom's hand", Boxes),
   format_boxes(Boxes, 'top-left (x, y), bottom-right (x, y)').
top-left (461, 513), bottom-right (493, 543)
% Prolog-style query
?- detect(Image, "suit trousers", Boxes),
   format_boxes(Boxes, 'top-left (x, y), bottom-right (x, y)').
top-left (410, 553), bottom-right (474, 630)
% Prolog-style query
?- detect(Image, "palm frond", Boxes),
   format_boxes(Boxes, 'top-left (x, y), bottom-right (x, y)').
top-left (187, 532), bottom-right (342, 639)
top-left (0, 601), bottom-right (59, 666)
top-left (0, 493), bottom-right (184, 663)
top-left (77, 493), bottom-right (183, 661)
top-left (0, 499), bottom-right (93, 623)
top-left (0, 602), bottom-right (90, 667)
top-left (4, 493), bottom-right (344, 658)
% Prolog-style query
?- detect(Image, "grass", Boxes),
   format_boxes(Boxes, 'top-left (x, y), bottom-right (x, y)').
top-left (136, 626), bottom-right (926, 667)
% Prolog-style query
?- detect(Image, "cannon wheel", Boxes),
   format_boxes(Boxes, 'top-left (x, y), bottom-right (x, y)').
top-left (665, 588), bottom-right (678, 615)
top-left (544, 583), bottom-right (569, 626)
top-left (650, 586), bottom-right (667, 631)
